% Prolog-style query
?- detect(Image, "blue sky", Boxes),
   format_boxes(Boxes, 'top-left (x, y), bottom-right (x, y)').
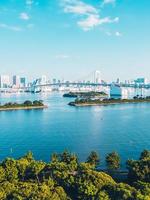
top-left (0, 0), bottom-right (150, 81)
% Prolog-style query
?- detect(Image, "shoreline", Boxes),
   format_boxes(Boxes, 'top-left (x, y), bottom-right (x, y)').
top-left (69, 101), bottom-right (150, 107)
top-left (0, 105), bottom-right (48, 111)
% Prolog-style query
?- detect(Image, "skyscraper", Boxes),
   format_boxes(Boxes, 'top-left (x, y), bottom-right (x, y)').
top-left (20, 77), bottom-right (26, 87)
top-left (0, 75), bottom-right (10, 88)
top-left (13, 75), bottom-right (20, 87)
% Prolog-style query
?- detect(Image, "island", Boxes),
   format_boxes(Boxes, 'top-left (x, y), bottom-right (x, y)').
top-left (63, 91), bottom-right (108, 98)
top-left (0, 100), bottom-right (48, 111)
top-left (69, 96), bottom-right (150, 107)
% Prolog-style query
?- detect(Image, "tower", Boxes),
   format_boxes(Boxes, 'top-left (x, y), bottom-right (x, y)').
top-left (94, 70), bottom-right (101, 84)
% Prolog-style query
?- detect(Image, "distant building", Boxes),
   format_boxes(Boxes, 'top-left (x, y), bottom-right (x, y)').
top-left (110, 84), bottom-right (128, 97)
top-left (0, 75), bottom-right (10, 88)
top-left (53, 79), bottom-right (57, 84)
top-left (116, 78), bottom-right (120, 84)
top-left (20, 77), bottom-right (26, 87)
top-left (13, 75), bottom-right (20, 87)
top-left (134, 78), bottom-right (148, 85)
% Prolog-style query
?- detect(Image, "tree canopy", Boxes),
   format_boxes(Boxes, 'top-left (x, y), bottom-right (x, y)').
top-left (0, 150), bottom-right (149, 200)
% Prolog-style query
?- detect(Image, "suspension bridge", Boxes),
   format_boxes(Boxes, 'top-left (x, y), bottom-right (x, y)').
top-left (1, 71), bottom-right (149, 94)
top-left (29, 71), bottom-right (150, 93)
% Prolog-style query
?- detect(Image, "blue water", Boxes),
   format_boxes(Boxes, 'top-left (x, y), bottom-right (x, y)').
top-left (0, 92), bottom-right (150, 167)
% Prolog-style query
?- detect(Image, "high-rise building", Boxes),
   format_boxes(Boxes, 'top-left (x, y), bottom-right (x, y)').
top-left (20, 77), bottom-right (26, 87)
top-left (0, 75), bottom-right (10, 88)
top-left (13, 75), bottom-right (20, 87)
top-left (53, 78), bottom-right (57, 84)
top-left (134, 78), bottom-right (148, 85)
top-left (116, 78), bottom-right (120, 84)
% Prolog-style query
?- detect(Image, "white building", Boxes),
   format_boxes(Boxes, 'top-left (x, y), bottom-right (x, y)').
top-left (0, 75), bottom-right (10, 88)
top-left (110, 84), bottom-right (128, 97)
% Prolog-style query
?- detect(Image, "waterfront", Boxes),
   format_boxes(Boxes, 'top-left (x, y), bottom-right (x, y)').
top-left (0, 92), bottom-right (150, 167)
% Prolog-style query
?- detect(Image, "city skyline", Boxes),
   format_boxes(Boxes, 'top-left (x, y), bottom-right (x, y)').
top-left (0, 0), bottom-right (150, 81)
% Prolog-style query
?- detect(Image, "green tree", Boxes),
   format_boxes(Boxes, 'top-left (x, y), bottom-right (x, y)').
top-left (23, 151), bottom-right (34, 162)
top-left (104, 183), bottom-right (145, 200)
top-left (86, 151), bottom-right (100, 167)
top-left (17, 158), bottom-right (30, 181)
top-left (106, 152), bottom-right (120, 171)
top-left (23, 100), bottom-right (32, 106)
top-left (0, 166), bottom-right (5, 182)
top-left (76, 167), bottom-right (115, 199)
top-left (27, 161), bottom-right (45, 183)
top-left (51, 153), bottom-right (59, 163)
top-left (60, 150), bottom-right (77, 164)
top-left (33, 100), bottom-right (43, 106)
top-left (0, 188), bottom-right (6, 200)
top-left (0, 150), bottom-right (150, 200)
top-left (96, 191), bottom-right (110, 200)
top-left (134, 181), bottom-right (150, 196)
top-left (140, 150), bottom-right (150, 160)
top-left (2, 158), bottom-right (18, 182)
top-left (127, 158), bottom-right (150, 183)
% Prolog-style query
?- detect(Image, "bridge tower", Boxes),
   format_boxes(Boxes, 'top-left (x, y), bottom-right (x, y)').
top-left (94, 70), bottom-right (101, 84)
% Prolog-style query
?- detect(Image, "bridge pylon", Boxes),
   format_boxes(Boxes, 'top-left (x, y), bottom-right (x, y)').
top-left (94, 70), bottom-right (101, 84)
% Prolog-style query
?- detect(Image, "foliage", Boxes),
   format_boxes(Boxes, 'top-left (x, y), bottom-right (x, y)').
top-left (140, 150), bottom-right (150, 161)
top-left (127, 150), bottom-right (150, 183)
top-left (23, 100), bottom-right (33, 106)
top-left (63, 91), bottom-right (107, 98)
top-left (103, 183), bottom-right (148, 200)
top-left (134, 181), bottom-right (150, 197)
top-left (0, 150), bottom-right (149, 200)
top-left (69, 97), bottom-right (150, 106)
top-left (0, 100), bottom-right (44, 109)
top-left (106, 152), bottom-right (120, 171)
top-left (86, 151), bottom-right (100, 168)
top-left (76, 166), bottom-right (115, 199)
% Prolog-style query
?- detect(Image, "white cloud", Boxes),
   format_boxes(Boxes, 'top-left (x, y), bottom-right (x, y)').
top-left (0, 23), bottom-right (22, 31)
top-left (102, 0), bottom-right (116, 6)
top-left (115, 31), bottom-right (122, 37)
top-left (62, 0), bottom-right (97, 15)
top-left (26, 0), bottom-right (36, 9)
top-left (55, 54), bottom-right (70, 59)
top-left (26, 0), bottom-right (34, 6)
top-left (105, 30), bottom-right (122, 37)
top-left (61, 0), bottom-right (119, 31)
top-left (101, 17), bottom-right (119, 24)
top-left (106, 31), bottom-right (112, 36)
top-left (20, 12), bottom-right (30, 20)
top-left (77, 14), bottom-right (100, 31)
top-left (78, 15), bottom-right (119, 31)
top-left (27, 23), bottom-right (34, 29)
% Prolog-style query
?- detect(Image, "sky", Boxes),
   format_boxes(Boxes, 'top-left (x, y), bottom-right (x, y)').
top-left (0, 0), bottom-right (150, 81)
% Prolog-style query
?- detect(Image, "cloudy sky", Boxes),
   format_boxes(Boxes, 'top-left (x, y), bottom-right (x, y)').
top-left (0, 0), bottom-right (149, 81)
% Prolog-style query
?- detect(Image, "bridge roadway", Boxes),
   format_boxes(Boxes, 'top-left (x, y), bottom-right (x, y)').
top-left (1, 83), bottom-right (150, 92)
top-left (33, 82), bottom-right (150, 89)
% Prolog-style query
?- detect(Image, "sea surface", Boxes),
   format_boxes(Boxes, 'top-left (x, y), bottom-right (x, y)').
top-left (0, 92), bottom-right (150, 167)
